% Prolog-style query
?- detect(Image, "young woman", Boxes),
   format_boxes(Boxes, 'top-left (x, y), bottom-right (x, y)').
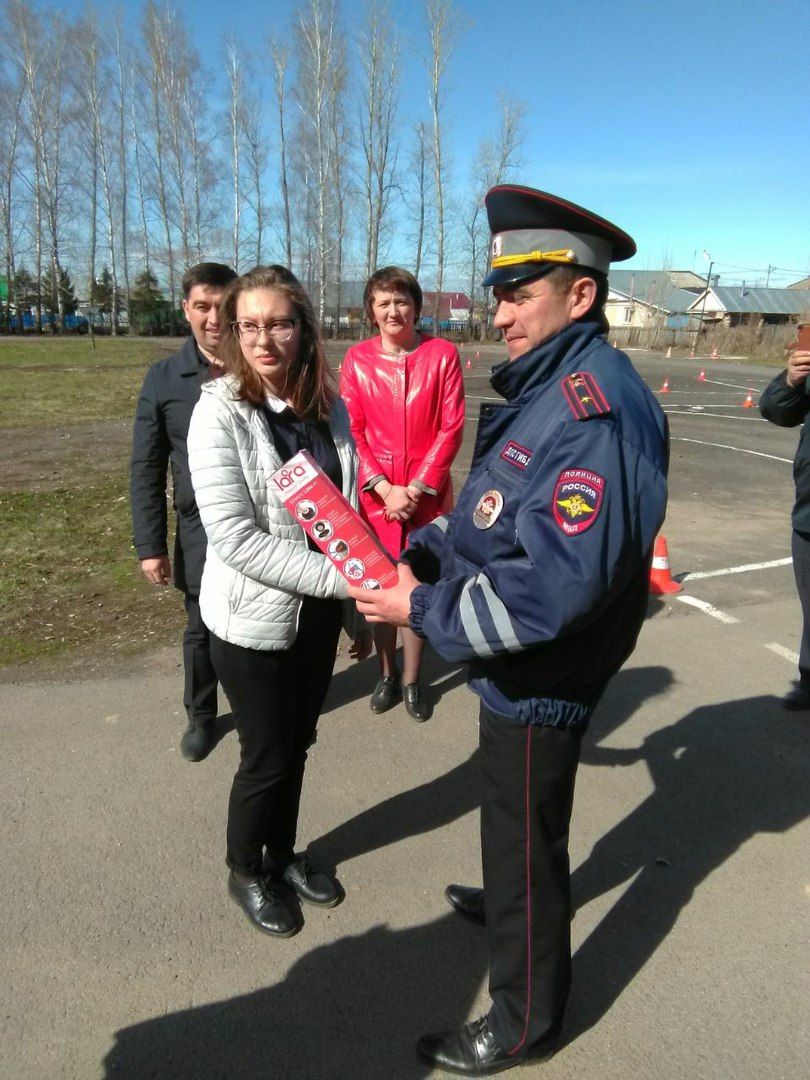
top-left (188, 265), bottom-right (369, 937)
top-left (340, 267), bottom-right (465, 720)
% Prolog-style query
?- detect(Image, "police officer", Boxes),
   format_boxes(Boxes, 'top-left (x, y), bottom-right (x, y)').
top-left (350, 185), bottom-right (669, 1075)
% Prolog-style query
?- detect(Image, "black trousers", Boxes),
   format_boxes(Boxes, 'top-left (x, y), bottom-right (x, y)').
top-left (183, 594), bottom-right (218, 726)
top-left (479, 705), bottom-right (582, 1055)
top-left (210, 597), bottom-right (343, 876)
top-left (791, 530), bottom-right (810, 686)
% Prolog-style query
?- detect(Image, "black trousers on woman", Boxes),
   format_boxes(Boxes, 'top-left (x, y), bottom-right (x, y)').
top-left (210, 597), bottom-right (343, 876)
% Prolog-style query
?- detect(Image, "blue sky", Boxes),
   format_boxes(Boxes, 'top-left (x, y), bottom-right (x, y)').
top-left (54, 0), bottom-right (810, 286)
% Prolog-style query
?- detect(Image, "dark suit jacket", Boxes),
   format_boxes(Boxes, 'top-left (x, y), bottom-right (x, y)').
top-left (130, 337), bottom-right (214, 595)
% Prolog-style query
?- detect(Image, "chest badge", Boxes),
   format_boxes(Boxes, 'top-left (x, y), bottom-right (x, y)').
top-left (473, 489), bottom-right (504, 529)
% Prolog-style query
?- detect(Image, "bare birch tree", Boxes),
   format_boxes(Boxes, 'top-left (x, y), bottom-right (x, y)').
top-left (0, 49), bottom-right (25, 328)
top-left (467, 93), bottom-right (526, 335)
top-left (295, 0), bottom-right (341, 320)
top-left (357, 0), bottom-right (399, 278)
top-left (425, 0), bottom-right (462, 323)
top-left (225, 41), bottom-right (244, 270)
top-left (113, 21), bottom-right (131, 323)
top-left (270, 43), bottom-right (293, 268)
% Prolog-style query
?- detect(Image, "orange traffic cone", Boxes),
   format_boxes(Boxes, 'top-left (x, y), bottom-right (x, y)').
top-left (612, 339), bottom-right (618, 348)
top-left (666, 346), bottom-right (672, 359)
top-left (742, 390), bottom-right (755, 408)
top-left (465, 357), bottom-right (471, 369)
top-left (475, 350), bottom-right (481, 362)
top-left (711, 345), bottom-right (718, 360)
top-left (658, 377), bottom-right (671, 393)
top-left (697, 368), bottom-right (706, 381)
top-left (649, 535), bottom-right (682, 595)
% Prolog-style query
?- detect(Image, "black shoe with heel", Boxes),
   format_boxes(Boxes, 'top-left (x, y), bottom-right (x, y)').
top-left (370, 675), bottom-right (401, 713)
top-left (403, 682), bottom-right (430, 721)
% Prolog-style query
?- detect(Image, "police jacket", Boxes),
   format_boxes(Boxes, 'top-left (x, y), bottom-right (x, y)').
top-left (405, 321), bottom-right (669, 729)
top-left (759, 370), bottom-right (810, 534)
top-left (130, 337), bottom-right (213, 595)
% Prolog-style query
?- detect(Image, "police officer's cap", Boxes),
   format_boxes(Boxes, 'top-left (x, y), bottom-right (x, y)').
top-left (483, 185), bottom-right (636, 288)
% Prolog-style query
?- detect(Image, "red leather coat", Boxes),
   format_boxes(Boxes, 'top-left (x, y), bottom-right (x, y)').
top-left (340, 334), bottom-right (465, 557)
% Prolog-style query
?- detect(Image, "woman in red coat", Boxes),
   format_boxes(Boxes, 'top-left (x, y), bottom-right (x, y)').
top-left (340, 267), bottom-right (465, 720)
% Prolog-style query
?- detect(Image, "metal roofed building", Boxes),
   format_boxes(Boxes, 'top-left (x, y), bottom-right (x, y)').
top-left (606, 269), bottom-right (703, 330)
top-left (687, 286), bottom-right (810, 327)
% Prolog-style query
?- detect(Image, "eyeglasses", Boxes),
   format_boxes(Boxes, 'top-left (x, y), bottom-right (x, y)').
top-left (232, 319), bottom-right (298, 343)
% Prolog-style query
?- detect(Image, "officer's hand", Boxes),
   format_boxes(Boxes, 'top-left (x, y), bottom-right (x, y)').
top-left (140, 555), bottom-right (172, 585)
top-left (348, 563), bottom-right (419, 627)
top-left (786, 349), bottom-right (810, 388)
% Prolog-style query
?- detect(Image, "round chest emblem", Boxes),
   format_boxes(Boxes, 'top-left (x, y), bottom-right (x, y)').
top-left (473, 490), bottom-right (504, 529)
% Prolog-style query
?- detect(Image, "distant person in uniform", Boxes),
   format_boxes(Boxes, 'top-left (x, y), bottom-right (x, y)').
top-left (130, 262), bottom-right (237, 761)
top-left (340, 267), bottom-right (465, 721)
top-left (351, 186), bottom-right (669, 1075)
top-left (760, 336), bottom-right (810, 709)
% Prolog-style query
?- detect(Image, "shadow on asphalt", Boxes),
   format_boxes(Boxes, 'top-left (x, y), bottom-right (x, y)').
top-left (565, 681), bottom-right (810, 1046)
top-left (103, 668), bottom-right (809, 1077)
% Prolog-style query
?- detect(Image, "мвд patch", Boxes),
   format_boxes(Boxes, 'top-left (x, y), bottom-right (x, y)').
top-left (553, 469), bottom-right (605, 535)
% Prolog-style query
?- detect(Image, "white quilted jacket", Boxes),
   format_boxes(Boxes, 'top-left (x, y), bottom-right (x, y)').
top-left (188, 375), bottom-right (358, 650)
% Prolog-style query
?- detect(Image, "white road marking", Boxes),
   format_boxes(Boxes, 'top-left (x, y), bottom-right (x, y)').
top-left (671, 436), bottom-right (792, 463)
top-left (675, 594), bottom-right (740, 624)
top-left (684, 558), bottom-right (792, 581)
top-left (764, 642), bottom-right (799, 665)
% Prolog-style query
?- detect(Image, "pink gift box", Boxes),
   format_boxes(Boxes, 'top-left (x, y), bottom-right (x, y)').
top-left (269, 450), bottom-right (397, 589)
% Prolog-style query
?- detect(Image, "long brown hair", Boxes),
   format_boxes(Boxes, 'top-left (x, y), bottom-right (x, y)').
top-left (217, 265), bottom-right (336, 420)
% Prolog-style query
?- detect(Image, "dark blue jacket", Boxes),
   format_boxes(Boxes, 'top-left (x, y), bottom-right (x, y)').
top-left (130, 337), bottom-right (214, 595)
top-left (405, 321), bottom-right (669, 729)
top-left (759, 369), bottom-right (810, 534)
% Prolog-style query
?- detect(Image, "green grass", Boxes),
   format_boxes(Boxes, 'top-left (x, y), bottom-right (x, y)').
top-left (0, 453), bottom-right (183, 668)
top-left (0, 337), bottom-right (179, 427)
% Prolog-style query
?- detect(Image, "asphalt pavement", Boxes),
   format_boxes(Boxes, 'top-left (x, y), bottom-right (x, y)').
top-left (2, 348), bottom-right (808, 1080)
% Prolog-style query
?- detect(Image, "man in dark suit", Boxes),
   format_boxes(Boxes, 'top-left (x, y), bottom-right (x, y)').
top-left (131, 262), bottom-right (237, 760)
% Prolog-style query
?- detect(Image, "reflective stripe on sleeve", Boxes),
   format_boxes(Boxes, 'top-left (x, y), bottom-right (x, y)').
top-left (431, 515), bottom-right (449, 534)
top-left (459, 578), bottom-right (496, 657)
top-left (476, 572), bottom-right (523, 652)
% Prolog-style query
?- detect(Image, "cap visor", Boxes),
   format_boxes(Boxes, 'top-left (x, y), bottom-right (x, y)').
top-left (482, 262), bottom-right (558, 288)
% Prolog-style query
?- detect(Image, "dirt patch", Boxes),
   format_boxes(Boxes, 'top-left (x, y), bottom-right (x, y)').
top-left (0, 420), bottom-right (133, 493)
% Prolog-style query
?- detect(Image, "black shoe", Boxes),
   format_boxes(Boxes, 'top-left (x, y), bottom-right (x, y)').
top-left (370, 676), bottom-right (401, 713)
top-left (445, 883), bottom-right (485, 925)
top-left (180, 721), bottom-right (214, 762)
top-left (227, 873), bottom-right (299, 937)
top-left (281, 856), bottom-right (342, 908)
top-left (403, 682), bottom-right (430, 721)
top-left (782, 682), bottom-right (810, 710)
top-left (416, 1015), bottom-right (555, 1076)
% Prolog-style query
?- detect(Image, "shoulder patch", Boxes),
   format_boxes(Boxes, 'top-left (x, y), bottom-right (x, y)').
top-left (561, 372), bottom-right (611, 420)
top-left (553, 469), bottom-right (605, 535)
